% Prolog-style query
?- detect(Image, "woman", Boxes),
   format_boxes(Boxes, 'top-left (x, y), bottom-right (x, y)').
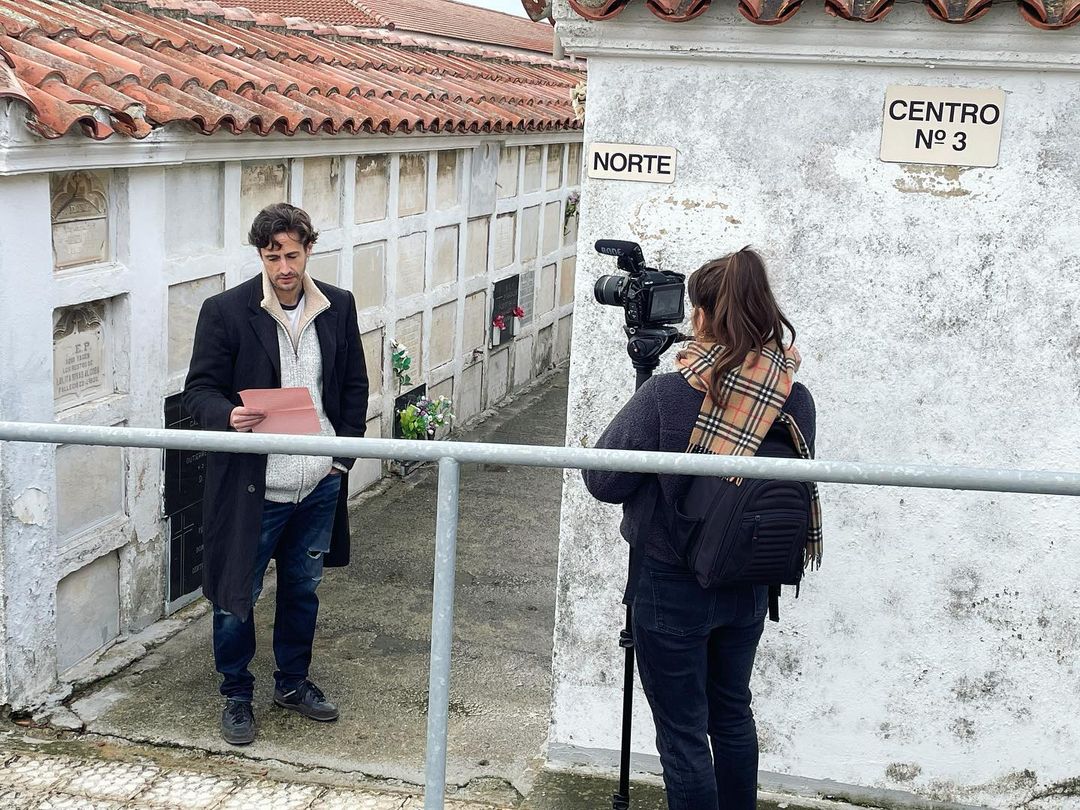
top-left (583, 247), bottom-right (820, 809)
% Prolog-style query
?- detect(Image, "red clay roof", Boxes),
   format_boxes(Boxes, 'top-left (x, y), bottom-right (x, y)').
top-left (0, 0), bottom-right (584, 141)
top-left (214, 0), bottom-right (389, 27)
top-left (215, 0), bottom-right (555, 54)
top-left (363, 0), bottom-right (554, 54)
top-left (522, 0), bottom-right (1080, 28)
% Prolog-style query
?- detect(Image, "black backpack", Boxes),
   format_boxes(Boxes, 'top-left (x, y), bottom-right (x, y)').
top-left (666, 429), bottom-right (812, 622)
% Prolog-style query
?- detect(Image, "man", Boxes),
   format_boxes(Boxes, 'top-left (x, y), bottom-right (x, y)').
top-left (184, 203), bottom-right (368, 745)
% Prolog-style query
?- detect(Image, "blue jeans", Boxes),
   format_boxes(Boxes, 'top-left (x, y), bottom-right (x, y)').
top-left (212, 474), bottom-right (341, 700)
top-left (632, 556), bottom-right (767, 810)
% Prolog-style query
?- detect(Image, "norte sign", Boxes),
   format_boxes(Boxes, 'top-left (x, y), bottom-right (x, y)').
top-left (588, 142), bottom-right (678, 184)
top-left (880, 85), bottom-right (1005, 168)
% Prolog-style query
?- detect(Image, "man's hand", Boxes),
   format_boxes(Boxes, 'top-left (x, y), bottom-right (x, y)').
top-left (230, 406), bottom-right (266, 432)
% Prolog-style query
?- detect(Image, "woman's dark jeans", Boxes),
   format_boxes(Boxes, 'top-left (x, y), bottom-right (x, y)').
top-left (632, 556), bottom-right (768, 810)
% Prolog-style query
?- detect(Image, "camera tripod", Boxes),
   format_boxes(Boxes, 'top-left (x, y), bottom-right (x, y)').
top-left (613, 323), bottom-right (685, 810)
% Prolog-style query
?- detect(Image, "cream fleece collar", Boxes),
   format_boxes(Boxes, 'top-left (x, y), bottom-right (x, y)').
top-left (261, 271), bottom-right (331, 344)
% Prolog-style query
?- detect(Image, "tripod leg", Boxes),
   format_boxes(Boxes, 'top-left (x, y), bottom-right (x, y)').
top-left (613, 604), bottom-right (634, 810)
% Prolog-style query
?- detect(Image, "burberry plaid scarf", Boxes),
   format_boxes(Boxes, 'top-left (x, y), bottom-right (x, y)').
top-left (676, 341), bottom-right (823, 570)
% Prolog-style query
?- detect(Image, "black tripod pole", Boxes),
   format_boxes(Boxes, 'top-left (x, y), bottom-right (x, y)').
top-left (613, 343), bottom-right (665, 810)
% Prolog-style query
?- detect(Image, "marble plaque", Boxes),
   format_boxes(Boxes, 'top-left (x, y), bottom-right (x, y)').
top-left (524, 146), bottom-right (543, 193)
top-left (466, 217), bottom-right (490, 278)
top-left (51, 171), bottom-right (109, 269)
top-left (436, 150), bottom-right (462, 210)
top-left (53, 303), bottom-right (109, 410)
top-left (543, 201), bottom-right (562, 255)
top-left (356, 154), bottom-right (390, 223)
top-left (539, 263), bottom-right (557, 315)
top-left (546, 144), bottom-right (564, 190)
top-left (353, 241), bottom-right (386, 311)
top-left (497, 146), bottom-right (519, 199)
top-left (433, 225), bottom-right (459, 288)
top-left (397, 232), bottom-right (427, 299)
top-left (399, 153), bottom-right (428, 217)
top-left (559, 255), bottom-right (577, 307)
top-left (459, 362), bottom-right (483, 421)
top-left (360, 328), bottom-right (383, 399)
top-left (168, 275), bottom-right (224, 376)
top-left (494, 212), bottom-right (516, 269)
top-left (464, 290), bottom-right (487, 353)
top-left (304, 156), bottom-right (342, 229)
top-left (306, 251), bottom-right (339, 286)
top-left (56, 552), bottom-right (120, 671)
top-left (56, 442), bottom-right (124, 542)
top-left (568, 143), bottom-right (583, 186)
top-left (521, 206), bottom-right (540, 263)
top-left (240, 162), bottom-right (289, 235)
top-left (430, 301), bottom-right (457, 370)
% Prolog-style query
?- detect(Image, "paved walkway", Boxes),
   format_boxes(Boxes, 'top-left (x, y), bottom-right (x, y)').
top-left (0, 746), bottom-right (500, 809)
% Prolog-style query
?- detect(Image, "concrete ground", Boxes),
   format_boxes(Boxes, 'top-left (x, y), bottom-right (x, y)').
top-left (5, 367), bottom-right (856, 809)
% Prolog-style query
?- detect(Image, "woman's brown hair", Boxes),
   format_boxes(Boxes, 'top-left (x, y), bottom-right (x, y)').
top-left (687, 247), bottom-right (796, 405)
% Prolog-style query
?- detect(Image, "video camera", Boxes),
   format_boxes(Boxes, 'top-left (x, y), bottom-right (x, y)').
top-left (593, 240), bottom-right (687, 378)
top-left (593, 240), bottom-right (685, 328)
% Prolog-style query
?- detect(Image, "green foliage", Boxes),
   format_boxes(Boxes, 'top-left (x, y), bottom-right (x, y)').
top-left (391, 341), bottom-right (413, 390)
top-left (397, 396), bottom-right (454, 440)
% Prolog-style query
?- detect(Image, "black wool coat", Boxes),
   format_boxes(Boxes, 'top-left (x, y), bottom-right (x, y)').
top-left (182, 274), bottom-right (369, 620)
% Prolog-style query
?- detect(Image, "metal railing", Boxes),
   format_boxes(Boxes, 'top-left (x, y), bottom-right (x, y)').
top-left (2, 419), bottom-right (1080, 808)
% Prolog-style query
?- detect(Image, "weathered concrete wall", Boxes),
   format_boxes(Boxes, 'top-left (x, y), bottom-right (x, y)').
top-left (550, 7), bottom-right (1080, 807)
top-left (0, 132), bottom-right (581, 710)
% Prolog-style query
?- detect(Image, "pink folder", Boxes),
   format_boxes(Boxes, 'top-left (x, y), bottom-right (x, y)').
top-left (238, 387), bottom-right (323, 435)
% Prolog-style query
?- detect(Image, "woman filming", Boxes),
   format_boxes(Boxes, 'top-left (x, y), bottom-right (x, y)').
top-left (583, 248), bottom-right (820, 809)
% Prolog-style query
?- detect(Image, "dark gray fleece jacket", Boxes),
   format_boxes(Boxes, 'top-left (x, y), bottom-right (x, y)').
top-left (583, 372), bottom-right (816, 567)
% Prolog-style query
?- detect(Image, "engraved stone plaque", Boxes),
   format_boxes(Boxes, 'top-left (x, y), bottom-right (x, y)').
top-left (53, 302), bottom-right (109, 410)
top-left (51, 171), bottom-right (109, 269)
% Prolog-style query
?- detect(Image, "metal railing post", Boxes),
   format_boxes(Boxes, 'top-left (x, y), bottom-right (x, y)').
top-left (424, 456), bottom-right (461, 810)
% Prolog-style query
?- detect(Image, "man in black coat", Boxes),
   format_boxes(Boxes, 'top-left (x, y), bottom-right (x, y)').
top-left (183, 203), bottom-right (368, 745)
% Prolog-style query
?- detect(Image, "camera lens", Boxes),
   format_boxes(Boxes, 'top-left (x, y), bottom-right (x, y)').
top-left (594, 274), bottom-right (625, 307)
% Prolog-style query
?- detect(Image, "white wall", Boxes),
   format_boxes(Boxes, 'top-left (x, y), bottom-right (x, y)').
top-left (550, 6), bottom-right (1080, 807)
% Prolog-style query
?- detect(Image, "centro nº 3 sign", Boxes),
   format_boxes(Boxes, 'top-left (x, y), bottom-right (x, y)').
top-left (880, 85), bottom-right (1005, 168)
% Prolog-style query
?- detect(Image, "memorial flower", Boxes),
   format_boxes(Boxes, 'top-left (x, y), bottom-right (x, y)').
top-left (391, 340), bottom-right (412, 390)
top-left (398, 395), bottom-right (454, 440)
top-left (512, 306), bottom-right (525, 319)
top-left (492, 314), bottom-right (507, 331)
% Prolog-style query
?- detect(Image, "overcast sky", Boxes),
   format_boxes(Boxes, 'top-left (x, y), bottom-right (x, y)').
top-left (457, 0), bottom-right (528, 17)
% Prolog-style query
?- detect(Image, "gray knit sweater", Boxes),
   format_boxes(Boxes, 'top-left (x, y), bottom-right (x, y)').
top-left (583, 372), bottom-right (816, 566)
top-left (261, 277), bottom-right (337, 504)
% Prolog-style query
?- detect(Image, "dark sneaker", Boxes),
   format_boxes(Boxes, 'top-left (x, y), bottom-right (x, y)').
top-left (221, 698), bottom-right (256, 745)
top-left (273, 680), bottom-right (339, 722)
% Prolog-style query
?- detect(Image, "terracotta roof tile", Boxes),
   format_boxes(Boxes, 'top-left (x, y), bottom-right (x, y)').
top-left (213, 0), bottom-right (555, 54)
top-left (532, 0), bottom-right (1080, 28)
top-left (0, 0), bottom-right (583, 140)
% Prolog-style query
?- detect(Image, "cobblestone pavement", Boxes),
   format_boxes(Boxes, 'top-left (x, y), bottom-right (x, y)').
top-left (0, 749), bottom-right (508, 810)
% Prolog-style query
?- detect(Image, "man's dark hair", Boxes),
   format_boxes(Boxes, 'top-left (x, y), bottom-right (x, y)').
top-left (248, 203), bottom-right (319, 252)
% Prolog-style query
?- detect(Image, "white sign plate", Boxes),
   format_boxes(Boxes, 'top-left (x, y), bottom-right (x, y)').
top-left (588, 142), bottom-right (678, 184)
top-left (880, 85), bottom-right (1005, 168)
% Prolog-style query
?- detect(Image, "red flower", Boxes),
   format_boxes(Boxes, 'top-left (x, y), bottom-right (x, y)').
top-left (492, 315), bottom-right (507, 330)
top-left (512, 306), bottom-right (525, 319)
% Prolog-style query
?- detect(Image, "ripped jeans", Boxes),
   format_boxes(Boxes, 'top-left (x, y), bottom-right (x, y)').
top-left (212, 473), bottom-right (341, 700)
